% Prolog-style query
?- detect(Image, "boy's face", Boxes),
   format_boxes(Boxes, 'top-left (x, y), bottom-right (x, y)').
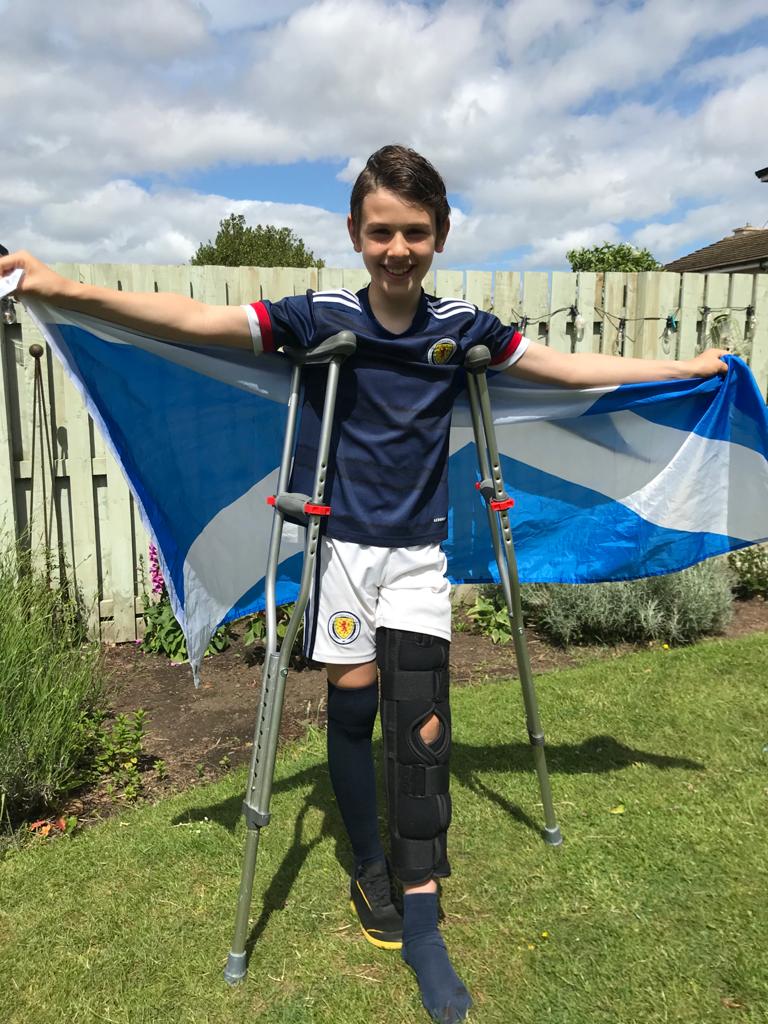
top-left (348, 188), bottom-right (448, 305)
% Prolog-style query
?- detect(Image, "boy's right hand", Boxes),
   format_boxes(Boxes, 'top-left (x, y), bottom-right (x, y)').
top-left (0, 250), bottom-right (73, 302)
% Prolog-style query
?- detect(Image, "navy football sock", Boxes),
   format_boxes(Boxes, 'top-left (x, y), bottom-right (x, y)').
top-left (326, 680), bottom-right (385, 868)
top-left (402, 893), bottom-right (472, 1023)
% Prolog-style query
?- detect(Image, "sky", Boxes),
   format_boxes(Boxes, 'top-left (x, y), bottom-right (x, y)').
top-left (3, 0), bottom-right (768, 272)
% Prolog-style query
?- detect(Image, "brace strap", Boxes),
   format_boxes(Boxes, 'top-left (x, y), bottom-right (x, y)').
top-left (378, 668), bottom-right (445, 702)
top-left (399, 763), bottom-right (450, 797)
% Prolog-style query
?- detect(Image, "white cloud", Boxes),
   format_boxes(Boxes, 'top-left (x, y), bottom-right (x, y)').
top-left (202, 0), bottom-right (308, 31)
top-left (4, 180), bottom-right (352, 267)
top-left (633, 204), bottom-right (764, 263)
top-left (2, 0), bottom-right (767, 271)
top-left (682, 45), bottom-right (768, 86)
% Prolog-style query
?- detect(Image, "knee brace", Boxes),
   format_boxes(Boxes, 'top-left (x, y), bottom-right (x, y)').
top-left (377, 627), bottom-right (451, 886)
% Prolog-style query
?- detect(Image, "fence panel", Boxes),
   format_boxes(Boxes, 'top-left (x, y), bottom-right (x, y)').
top-left (601, 271), bottom-right (625, 355)
top-left (465, 271), bottom-right (492, 312)
top-left (521, 272), bottom-right (549, 342)
top-left (318, 267), bottom-right (343, 291)
top-left (678, 272), bottom-right (705, 361)
top-left (752, 274), bottom-right (768, 399)
top-left (493, 271), bottom-right (521, 325)
top-left (341, 268), bottom-right (370, 292)
top-left (548, 272), bottom-right (577, 353)
top-left (435, 269), bottom-right (464, 299)
top-left (573, 272), bottom-right (597, 353)
top-left (2, 264), bottom-right (766, 641)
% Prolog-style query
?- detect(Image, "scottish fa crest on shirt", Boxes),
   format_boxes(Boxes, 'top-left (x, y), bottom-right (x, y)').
top-left (329, 612), bottom-right (361, 645)
top-left (428, 339), bottom-right (457, 365)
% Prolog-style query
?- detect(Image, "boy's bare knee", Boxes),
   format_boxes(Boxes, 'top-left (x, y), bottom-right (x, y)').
top-left (327, 661), bottom-right (377, 689)
top-left (419, 713), bottom-right (441, 746)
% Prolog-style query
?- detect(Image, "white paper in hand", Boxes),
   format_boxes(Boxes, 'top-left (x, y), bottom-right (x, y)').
top-left (0, 268), bottom-right (24, 299)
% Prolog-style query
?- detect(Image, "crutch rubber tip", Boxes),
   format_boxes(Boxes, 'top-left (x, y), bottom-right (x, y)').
top-left (541, 825), bottom-right (563, 847)
top-left (224, 951), bottom-right (248, 985)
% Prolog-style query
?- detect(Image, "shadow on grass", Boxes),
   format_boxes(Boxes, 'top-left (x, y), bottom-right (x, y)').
top-left (453, 734), bottom-right (702, 835)
top-left (174, 733), bottom-right (702, 964)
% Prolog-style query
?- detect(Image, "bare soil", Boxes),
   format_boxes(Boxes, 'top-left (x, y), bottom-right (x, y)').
top-left (60, 597), bottom-right (768, 824)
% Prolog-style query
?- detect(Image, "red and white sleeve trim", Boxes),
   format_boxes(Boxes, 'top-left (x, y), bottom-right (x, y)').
top-left (241, 301), bottom-right (275, 355)
top-left (490, 330), bottom-right (529, 371)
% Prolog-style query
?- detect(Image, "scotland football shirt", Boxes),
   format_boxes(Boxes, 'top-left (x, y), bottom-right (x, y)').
top-left (244, 287), bottom-right (528, 546)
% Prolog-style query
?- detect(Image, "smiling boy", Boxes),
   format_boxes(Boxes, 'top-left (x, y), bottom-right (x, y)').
top-left (0, 144), bottom-right (726, 1024)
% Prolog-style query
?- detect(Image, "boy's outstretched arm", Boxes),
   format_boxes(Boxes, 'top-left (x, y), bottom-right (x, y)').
top-left (508, 339), bottom-right (728, 387)
top-left (0, 250), bottom-right (253, 350)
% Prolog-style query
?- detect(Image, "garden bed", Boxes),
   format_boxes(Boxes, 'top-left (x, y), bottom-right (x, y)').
top-left (65, 596), bottom-right (768, 823)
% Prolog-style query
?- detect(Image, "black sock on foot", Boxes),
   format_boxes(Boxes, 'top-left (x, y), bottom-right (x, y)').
top-left (402, 892), bottom-right (472, 1023)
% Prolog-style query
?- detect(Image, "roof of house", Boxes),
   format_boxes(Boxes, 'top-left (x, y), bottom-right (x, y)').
top-left (665, 226), bottom-right (768, 273)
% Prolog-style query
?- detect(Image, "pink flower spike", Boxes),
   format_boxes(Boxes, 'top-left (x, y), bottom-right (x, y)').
top-left (148, 543), bottom-right (165, 595)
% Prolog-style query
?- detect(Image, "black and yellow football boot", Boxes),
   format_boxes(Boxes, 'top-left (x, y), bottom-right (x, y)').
top-left (349, 858), bottom-right (403, 950)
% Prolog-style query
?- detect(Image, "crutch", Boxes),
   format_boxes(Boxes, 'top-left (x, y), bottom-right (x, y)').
top-left (464, 344), bottom-right (562, 847)
top-left (225, 330), bottom-right (356, 985)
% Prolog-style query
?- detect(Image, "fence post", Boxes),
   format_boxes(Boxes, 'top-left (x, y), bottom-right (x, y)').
top-left (0, 308), bottom-right (19, 546)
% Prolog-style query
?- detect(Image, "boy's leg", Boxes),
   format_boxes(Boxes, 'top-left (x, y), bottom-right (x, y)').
top-left (325, 660), bottom-right (382, 867)
top-left (326, 661), bottom-right (403, 949)
top-left (307, 539), bottom-right (403, 948)
top-left (376, 549), bottom-right (472, 1022)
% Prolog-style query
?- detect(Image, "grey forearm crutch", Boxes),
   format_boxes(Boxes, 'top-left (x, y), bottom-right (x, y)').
top-left (225, 330), bottom-right (357, 984)
top-left (464, 344), bottom-right (562, 847)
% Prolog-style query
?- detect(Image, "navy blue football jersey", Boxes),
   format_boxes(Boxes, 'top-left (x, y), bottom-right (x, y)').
top-left (248, 287), bottom-right (528, 546)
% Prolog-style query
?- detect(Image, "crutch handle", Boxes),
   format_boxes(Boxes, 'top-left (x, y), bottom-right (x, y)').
top-left (289, 330), bottom-right (357, 365)
top-left (464, 344), bottom-right (491, 374)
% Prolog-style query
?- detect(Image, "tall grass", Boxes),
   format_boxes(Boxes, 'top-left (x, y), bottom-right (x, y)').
top-left (0, 545), bottom-right (104, 820)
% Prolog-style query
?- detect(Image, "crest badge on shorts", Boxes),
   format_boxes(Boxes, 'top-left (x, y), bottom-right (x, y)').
top-left (428, 339), bottom-right (457, 365)
top-left (329, 611), bottom-right (361, 645)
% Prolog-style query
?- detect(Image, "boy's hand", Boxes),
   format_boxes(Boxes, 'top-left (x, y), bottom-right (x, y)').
top-left (683, 348), bottom-right (729, 378)
top-left (0, 250), bottom-right (73, 302)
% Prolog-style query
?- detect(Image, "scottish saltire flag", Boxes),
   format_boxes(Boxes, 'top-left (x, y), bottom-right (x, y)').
top-left (12, 285), bottom-right (768, 680)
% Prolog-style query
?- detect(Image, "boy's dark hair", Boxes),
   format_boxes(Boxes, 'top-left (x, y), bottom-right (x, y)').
top-left (350, 145), bottom-right (451, 239)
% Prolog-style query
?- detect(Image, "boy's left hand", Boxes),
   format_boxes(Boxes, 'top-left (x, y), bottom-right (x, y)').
top-left (685, 348), bottom-right (729, 377)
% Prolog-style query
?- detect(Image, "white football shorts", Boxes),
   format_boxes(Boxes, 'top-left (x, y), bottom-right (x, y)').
top-left (304, 538), bottom-right (452, 665)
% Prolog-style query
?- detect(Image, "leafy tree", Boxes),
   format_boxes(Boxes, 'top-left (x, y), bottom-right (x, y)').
top-left (566, 242), bottom-right (662, 272)
top-left (191, 213), bottom-right (324, 268)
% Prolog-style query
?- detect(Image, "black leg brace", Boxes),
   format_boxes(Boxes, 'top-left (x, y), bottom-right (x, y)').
top-left (377, 627), bottom-right (451, 886)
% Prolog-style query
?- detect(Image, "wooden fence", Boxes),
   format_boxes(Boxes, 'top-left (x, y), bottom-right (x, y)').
top-left (1, 264), bottom-right (767, 643)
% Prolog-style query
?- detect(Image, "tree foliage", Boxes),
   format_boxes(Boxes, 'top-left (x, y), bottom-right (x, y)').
top-left (566, 241), bottom-right (662, 272)
top-left (191, 214), bottom-right (324, 268)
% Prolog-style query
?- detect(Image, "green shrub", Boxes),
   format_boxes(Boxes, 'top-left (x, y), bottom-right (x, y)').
top-left (728, 544), bottom-right (768, 598)
top-left (469, 561), bottom-right (733, 648)
top-left (81, 709), bottom-right (147, 801)
top-left (0, 547), bottom-right (104, 819)
top-left (141, 592), bottom-right (230, 661)
top-left (243, 603), bottom-right (304, 652)
top-left (466, 590), bottom-right (516, 644)
top-left (522, 561), bottom-right (733, 646)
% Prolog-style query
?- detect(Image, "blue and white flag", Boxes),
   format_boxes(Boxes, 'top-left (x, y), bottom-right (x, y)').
top-left (15, 290), bottom-right (768, 678)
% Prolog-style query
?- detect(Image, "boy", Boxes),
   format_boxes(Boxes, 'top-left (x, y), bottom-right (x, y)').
top-left (0, 145), bottom-right (726, 1023)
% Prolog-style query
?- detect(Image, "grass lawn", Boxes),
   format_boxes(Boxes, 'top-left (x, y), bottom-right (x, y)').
top-left (1, 634), bottom-right (766, 1023)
